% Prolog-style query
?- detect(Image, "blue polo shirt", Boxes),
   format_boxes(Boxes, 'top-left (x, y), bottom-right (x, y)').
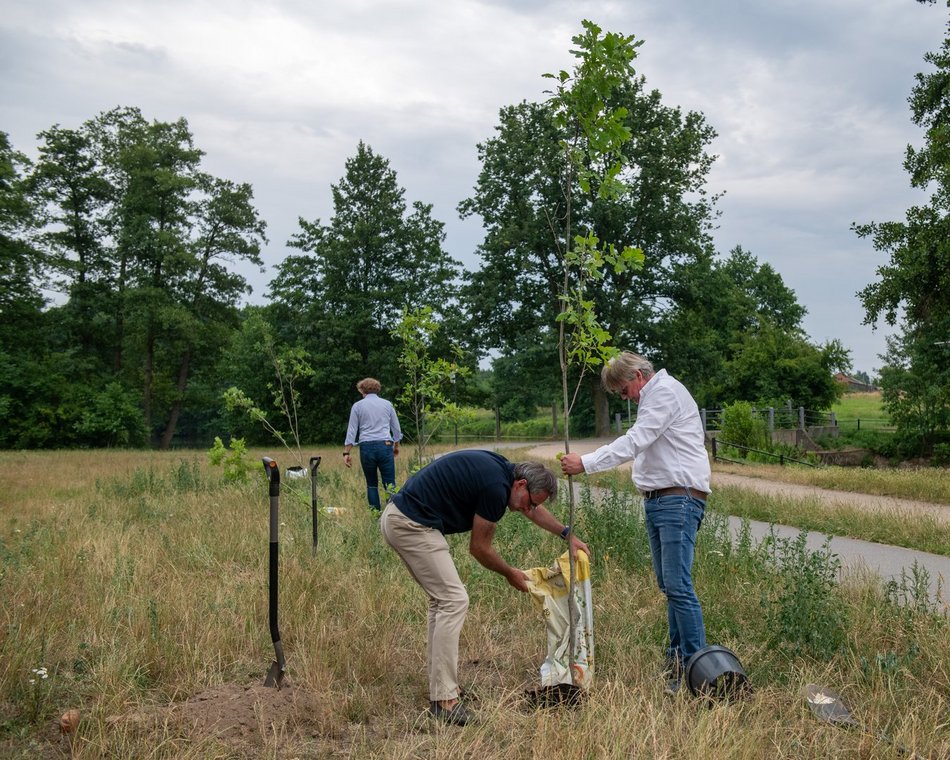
top-left (391, 450), bottom-right (514, 534)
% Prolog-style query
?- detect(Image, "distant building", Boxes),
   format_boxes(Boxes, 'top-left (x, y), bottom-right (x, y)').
top-left (834, 372), bottom-right (877, 392)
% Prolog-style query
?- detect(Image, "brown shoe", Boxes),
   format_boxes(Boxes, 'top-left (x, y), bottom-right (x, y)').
top-left (429, 701), bottom-right (472, 726)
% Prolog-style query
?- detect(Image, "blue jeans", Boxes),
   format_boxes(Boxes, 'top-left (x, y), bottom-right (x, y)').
top-left (645, 493), bottom-right (706, 668)
top-left (358, 441), bottom-right (396, 510)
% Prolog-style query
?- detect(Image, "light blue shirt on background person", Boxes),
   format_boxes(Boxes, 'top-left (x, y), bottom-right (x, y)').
top-left (345, 393), bottom-right (402, 447)
top-left (343, 378), bottom-right (403, 510)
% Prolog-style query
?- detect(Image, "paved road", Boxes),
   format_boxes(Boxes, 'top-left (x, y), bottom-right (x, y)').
top-left (474, 439), bottom-right (950, 610)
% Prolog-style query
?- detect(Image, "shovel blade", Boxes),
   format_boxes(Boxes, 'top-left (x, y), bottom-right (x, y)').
top-left (264, 660), bottom-right (285, 689)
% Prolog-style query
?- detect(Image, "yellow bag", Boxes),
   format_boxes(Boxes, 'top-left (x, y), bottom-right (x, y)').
top-left (525, 551), bottom-right (594, 689)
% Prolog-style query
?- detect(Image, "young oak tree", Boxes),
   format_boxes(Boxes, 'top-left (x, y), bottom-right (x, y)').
top-left (544, 20), bottom-right (646, 685)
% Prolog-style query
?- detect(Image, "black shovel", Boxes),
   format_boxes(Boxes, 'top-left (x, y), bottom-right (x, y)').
top-left (803, 683), bottom-right (926, 758)
top-left (262, 457), bottom-right (286, 688)
top-left (309, 456), bottom-right (322, 556)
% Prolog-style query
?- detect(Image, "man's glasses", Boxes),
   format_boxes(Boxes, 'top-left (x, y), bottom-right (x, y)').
top-left (525, 487), bottom-right (547, 508)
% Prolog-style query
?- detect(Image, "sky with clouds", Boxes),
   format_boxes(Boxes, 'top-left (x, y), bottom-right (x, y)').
top-left (2, 0), bottom-right (945, 374)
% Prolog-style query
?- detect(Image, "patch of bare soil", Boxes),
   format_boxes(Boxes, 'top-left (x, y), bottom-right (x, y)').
top-left (106, 682), bottom-right (346, 757)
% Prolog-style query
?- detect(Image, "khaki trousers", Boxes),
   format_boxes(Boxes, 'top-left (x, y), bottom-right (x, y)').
top-left (380, 502), bottom-right (469, 702)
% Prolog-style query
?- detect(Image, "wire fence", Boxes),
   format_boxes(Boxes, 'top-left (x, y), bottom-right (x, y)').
top-left (710, 438), bottom-right (820, 467)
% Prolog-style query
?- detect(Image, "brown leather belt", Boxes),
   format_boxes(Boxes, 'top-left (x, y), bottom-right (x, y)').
top-left (642, 486), bottom-right (708, 501)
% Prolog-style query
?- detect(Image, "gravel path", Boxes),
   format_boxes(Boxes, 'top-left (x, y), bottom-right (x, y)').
top-left (514, 439), bottom-right (949, 609)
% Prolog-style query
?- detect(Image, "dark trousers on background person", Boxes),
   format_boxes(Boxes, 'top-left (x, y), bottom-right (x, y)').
top-left (358, 440), bottom-right (396, 510)
top-left (644, 492), bottom-right (707, 670)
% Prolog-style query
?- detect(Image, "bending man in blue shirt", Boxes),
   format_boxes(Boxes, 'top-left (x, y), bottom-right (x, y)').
top-left (381, 450), bottom-right (590, 726)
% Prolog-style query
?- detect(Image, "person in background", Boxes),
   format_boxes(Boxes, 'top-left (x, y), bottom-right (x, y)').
top-left (381, 450), bottom-right (590, 726)
top-left (560, 351), bottom-right (710, 695)
top-left (343, 377), bottom-right (402, 510)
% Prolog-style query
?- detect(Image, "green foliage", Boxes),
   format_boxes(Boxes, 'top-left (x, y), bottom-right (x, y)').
top-left (655, 247), bottom-right (812, 408)
top-left (207, 436), bottom-right (252, 483)
top-left (877, 323), bottom-right (950, 456)
top-left (266, 142), bottom-right (464, 443)
top-left (545, 20), bottom-right (645, 441)
top-left (721, 322), bottom-right (849, 410)
top-left (220, 311), bottom-right (314, 464)
top-left (854, 26), bottom-right (950, 454)
top-left (760, 531), bottom-right (848, 660)
top-left (577, 484), bottom-right (650, 574)
top-left (460, 26), bottom-right (718, 436)
top-left (392, 306), bottom-right (470, 464)
top-left (1, 110), bottom-right (267, 450)
top-left (718, 401), bottom-right (769, 456)
top-left (883, 562), bottom-right (943, 619)
top-left (74, 381), bottom-right (147, 447)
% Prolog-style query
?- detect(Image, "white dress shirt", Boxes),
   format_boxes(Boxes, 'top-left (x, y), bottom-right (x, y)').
top-left (580, 369), bottom-right (711, 494)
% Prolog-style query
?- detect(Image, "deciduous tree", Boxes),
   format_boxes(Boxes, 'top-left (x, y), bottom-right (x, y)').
top-left (854, 7), bottom-right (950, 453)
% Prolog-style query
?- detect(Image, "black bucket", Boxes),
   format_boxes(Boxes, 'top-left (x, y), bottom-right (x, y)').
top-left (685, 645), bottom-right (751, 700)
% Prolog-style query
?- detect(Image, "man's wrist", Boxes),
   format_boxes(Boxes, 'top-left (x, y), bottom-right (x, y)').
top-left (560, 525), bottom-right (571, 539)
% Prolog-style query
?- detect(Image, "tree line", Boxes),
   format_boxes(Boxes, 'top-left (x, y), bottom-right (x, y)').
top-left (2, 26), bottom-right (876, 451)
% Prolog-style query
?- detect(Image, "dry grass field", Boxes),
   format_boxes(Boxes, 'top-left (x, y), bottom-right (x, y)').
top-left (0, 447), bottom-right (947, 758)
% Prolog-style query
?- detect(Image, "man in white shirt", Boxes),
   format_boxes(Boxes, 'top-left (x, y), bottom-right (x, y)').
top-left (560, 352), bottom-right (709, 694)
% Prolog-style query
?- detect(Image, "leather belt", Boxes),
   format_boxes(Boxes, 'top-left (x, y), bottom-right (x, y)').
top-left (642, 486), bottom-right (708, 501)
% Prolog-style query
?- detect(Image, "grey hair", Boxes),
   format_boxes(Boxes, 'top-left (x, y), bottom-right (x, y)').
top-left (513, 462), bottom-right (558, 501)
top-left (601, 352), bottom-right (654, 393)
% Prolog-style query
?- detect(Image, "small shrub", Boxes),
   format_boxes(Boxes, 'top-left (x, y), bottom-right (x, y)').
top-left (760, 530), bottom-right (847, 660)
top-left (720, 401), bottom-right (769, 457)
top-left (932, 442), bottom-right (950, 467)
top-left (207, 437), bottom-right (253, 483)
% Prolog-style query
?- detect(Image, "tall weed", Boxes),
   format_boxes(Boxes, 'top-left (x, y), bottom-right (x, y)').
top-left (760, 531), bottom-right (847, 660)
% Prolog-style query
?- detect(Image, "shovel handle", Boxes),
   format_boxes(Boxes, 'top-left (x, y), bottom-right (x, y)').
top-left (308, 457), bottom-right (322, 555)
top-left (262, 458), bottom-right (281, 646)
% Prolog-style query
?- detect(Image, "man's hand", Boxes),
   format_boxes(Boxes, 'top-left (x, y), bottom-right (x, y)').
top-left (560, 453), bottom-right (585, 476)
top-left (569, 535), bottom-right (592, 560)
top-left (505, 568), bottom-right (530, 593)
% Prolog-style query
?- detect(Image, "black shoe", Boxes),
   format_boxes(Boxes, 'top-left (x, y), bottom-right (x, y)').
top-left (429, 700), bottom-right (472, 726)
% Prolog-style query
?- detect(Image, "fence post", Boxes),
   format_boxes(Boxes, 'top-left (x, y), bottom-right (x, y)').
top-left (768, 407), bottom-right (775, 432)
top-left (799, 407), bottom-right (805, 430)
top-left (830, 411), bottom-right (836, 427)
top-left (700, 408), bottom-right (707, 430)
top-left (711, 437), bottom-right (717, 459)
top-left (780, 453), bottom-right (785, 466)
top-left (857, 418), bottom-right (861, 431)
top-left (551, 404), bottom-right (558, 437)
top-left (494, 407), bottom-right (501, 442)
top-left (614, 413), bottom-right (622, 433)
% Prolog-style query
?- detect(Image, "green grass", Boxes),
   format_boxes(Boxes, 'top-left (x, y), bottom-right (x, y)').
top-left (713, 461), bottom-right (950, 505)
top-left (711, 484), bottom-right (950, 557)
top-left (832, 391), bottom-right (885, 422)
top-left (0, 449), bottom-right (947, 758)
top-left (541, 458), bottom-right (950, 556)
